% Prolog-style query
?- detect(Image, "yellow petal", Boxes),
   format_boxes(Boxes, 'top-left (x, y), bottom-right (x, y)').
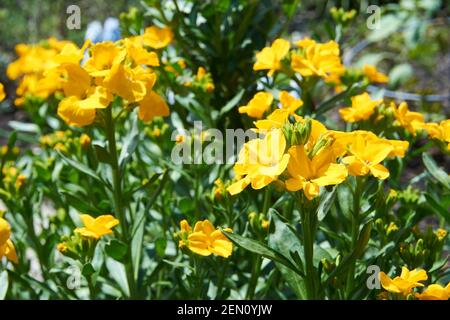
top-left (138, 91), bottom-right (170, 122)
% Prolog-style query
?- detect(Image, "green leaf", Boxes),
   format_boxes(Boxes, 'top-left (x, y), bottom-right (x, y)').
top-left (355, 221), bottom-right (373, 258)
top-left (105, 258), bottom-right (130, 297)
top-left (119, 117), bottom-right (139, 168)
top-left (222, 230), bottom-right (303, 277)
top-left (0, 271), bottom-right (8, 300)
top-left (424, 194), bottom-right (450, 224)
top-left (60, 191), bottom-right (95, 214)
top-left (388, 63), bottom-right (413, 87)
top-left (422, 153), bottom-right (450, 189)
top-left (57, 151), bottom-right (107, 187)
top-left (315, 83), bottom-right (364, 116)
top-left (8, 121), bottom-right (40, 133)
top-left (367, 14), bottom-right (403, 42)
top-left (82, 263), bottom-right (96, 277)
top-left (93, 144), bottom-right (112, 164)
top-left (317, 187), bottom-right (337, 221)
top-left (105, 239), bottom-right (128, 261)
top-left (268, 210), bottom-right (306, 299)
top-left (219, 89), bottom-right (244, 117)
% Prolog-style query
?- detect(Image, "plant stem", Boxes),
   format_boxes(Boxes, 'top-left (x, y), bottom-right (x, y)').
top-left (246, 187), bottom-right (271, 299)
top-left (297, 194), bottom-right (319, 299)
top-left (346, 176), bottom-right (363, 298)
top-left (104, 106), bottom-right (136, 299)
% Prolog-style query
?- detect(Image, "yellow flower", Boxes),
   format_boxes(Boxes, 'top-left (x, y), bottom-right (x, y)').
top-left (196, 67), bottom-right (207, 80)
top-left (362, 64), bottom-right (389, 83)
top-left (291, 38), bottom-right (344, 83)
top-left (253, 39), bottom-right (290, 77)
top-left (74, 214), bottom-right (119, 240)
top-left (181, 219), bottom-right (233, 258)
top-left (238, 92), bottom-right (273, 119)
top-left (79, 134), bottom-right (91, 149)
top-left (341, 133), bottom-right (394, 179)
top-left (285, 146), bottom-right (347, 200)
top-left (142, 26), bottom-right (174, 49)
top-left (57, 242), bottom-right (68, 253)
top-left (104, 62), bottom-right (155, 103)
top-left (83, 41), bottom-right (124, 77)
top-left (279, 91), bottom-right (303, 114)
top-left (422, 120), bottom-right (450, 150)
top-left (138, 90), bottom-right (170, 122)
top-left (0, 217), bottom-right (18, 263)
top-left (339, 92), bottom-right (382, 123)
top-left (0, 83), bottom-right (5, 101)
top-left (390, 102), bottom-right (425, 135)
top-left (415, 283), bottom-right (450, 300)
top-left (57, 64), bottom-right (112, 127)
top-left (175, 134), bottom-right (186, 144)
top-left (261, 220), bottom-right (270, 230)
top-left (379, 267), bottom-right (428, 296)
top-left (253, 109), bottom-right (292, 132)
top-left (124, 38), bottom-right (159, 67)
top-left (386, 222), bottom-right (398, 235)
top-left (227, 129), bottom-right (290, 195)
top-left (435, 228), bottom-right (447, 241)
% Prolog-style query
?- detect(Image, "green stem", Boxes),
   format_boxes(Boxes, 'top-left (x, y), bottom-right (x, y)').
top-left (104, 106), bottom-right (136, 299)
top-left (303, 207), bottom-right (318, 299)
top-left (346, 176), bottom-right (363, 298)
top-left (246, 255), bottom-right (262, 299)
top-left (246, 187), bottom-right (271, 299)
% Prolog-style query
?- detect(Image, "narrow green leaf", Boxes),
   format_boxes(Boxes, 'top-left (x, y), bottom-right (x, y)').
top-left (317, 187), bottom-right (337, 221)
top-left (222, 230), bottom-right (304, 277)
top-left (0, 271), bottom-right (8, 300)
top-left (57, 151), bottom-right (106, 186)
top-left (219, 89), bottom-right (244, 116)
top-left (423, 153), bottom-right (450, 189)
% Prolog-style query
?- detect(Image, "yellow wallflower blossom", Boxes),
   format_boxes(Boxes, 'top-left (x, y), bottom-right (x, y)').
top-left (138, 90), bottom-right (170, 122)
top-left (362, 64), bottom-right (389, 83)
top-left (436, 228), bottom-right (447, 241)
top-left (123, 38), bottom-right (160, 67)
top-left (74, 214), bottom-right (119, 240)
top-left (238, 92), bottom-right (273, 119)
top-left (342, 133), bottom-right (393, 179)
top-left (416, 283), bottom-right (450, 300)
top-left (422, 120), bottom-right (450, 150)
top-left (142, 26), bottom-right (174, 49)
top-left (279, 91), bottom-right (303, 114)
top-left (291, 38), bottom-right (344, 83)
top-left (0, 217), bottom-right (18, 263)
top-left (104, 61), bottom-right (155, 103)
top-left (179, 219), bottom-right (233, 258)
top-left (253, 39), bottom-right (290, 77)
top-left (79, 134), bottom-right (91, 149)
top-left (227, 129), bottom-right (290, 195)
top-left (57, 64), bottom-right (112, 127)
top-left (390, 102), bottom-right (425, 135)
top-left (254, 109), bottom-right (292, 132)
top-left (285, 146), bottom-right (347, 200)
top-left (83, 41), bottom-right (125, 77)
top-left (379, 267), bottom-right (428, 296)
top-left (57, 242), bottom-right (68, 253)
top-left (339, 92), bottom-right (382, 123)
top-left (0, 83), bottom-right (5, 101)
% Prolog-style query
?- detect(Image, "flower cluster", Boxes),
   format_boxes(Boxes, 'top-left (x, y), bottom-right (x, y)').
top-left (379, 267), bottom-right (450, 300)
top-left (177, 219), bottom-right (233, 258)
top-left (228, 97), bottom-right (408, 199)
top-left (7, 26), bottom-right (173, 127)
